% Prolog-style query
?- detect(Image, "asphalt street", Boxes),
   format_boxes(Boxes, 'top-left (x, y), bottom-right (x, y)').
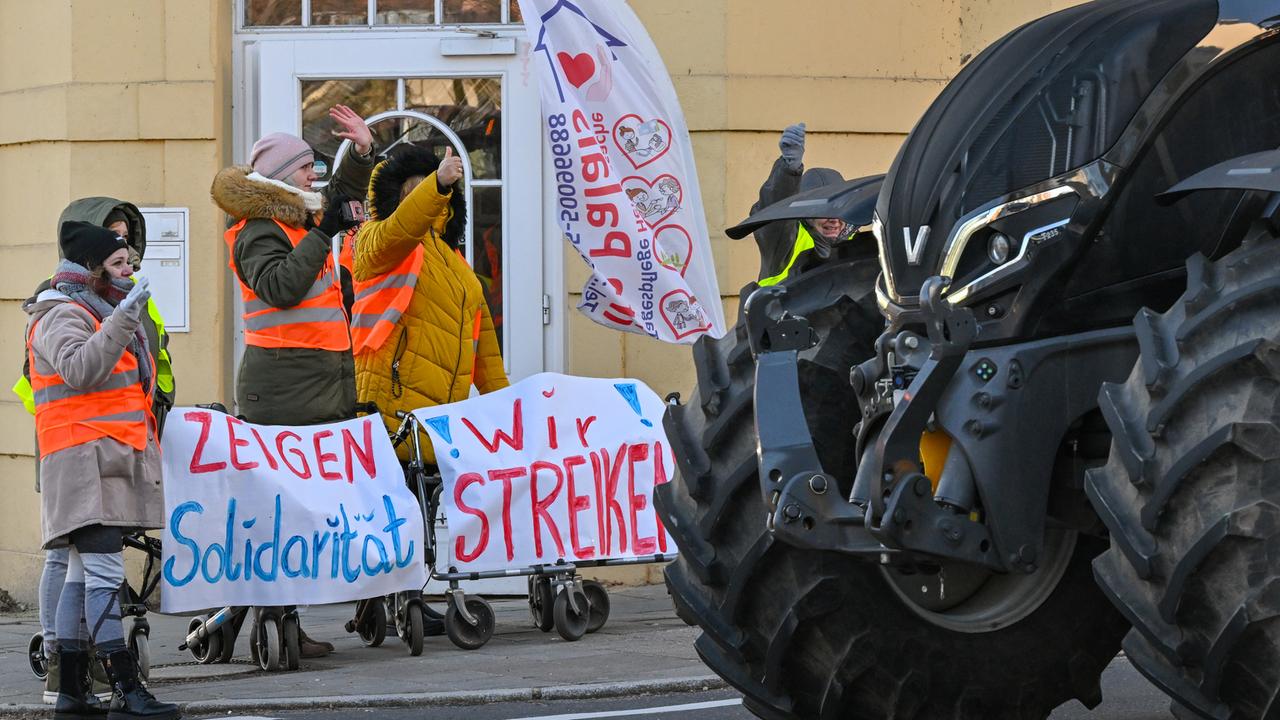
top-left (180, 656), bottom-right (1175, 720)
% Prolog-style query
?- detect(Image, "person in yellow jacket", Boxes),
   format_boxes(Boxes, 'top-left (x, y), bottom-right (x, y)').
top-left (351, 143), bottom-right (508, 463)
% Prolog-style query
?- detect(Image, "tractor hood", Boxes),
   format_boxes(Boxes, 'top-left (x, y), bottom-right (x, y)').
top-left (726, 174), bottom-right (884, 240)
top-left (876, 0), bottom-right (1224, 305)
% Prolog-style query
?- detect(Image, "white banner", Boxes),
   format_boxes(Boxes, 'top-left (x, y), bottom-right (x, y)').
top-left (416, 372), bottom-right (677, 573)
top-left (518, 0), bottom-right (726, 344)
top-left (159, 409), bottom-right (426, 613)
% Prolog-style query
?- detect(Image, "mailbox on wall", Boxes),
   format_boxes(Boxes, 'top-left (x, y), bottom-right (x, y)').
top-left (137, 208), bottom-right (190, 333)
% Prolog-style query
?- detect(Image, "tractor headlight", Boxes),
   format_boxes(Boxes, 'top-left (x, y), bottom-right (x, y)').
top-left (988, 233), bottom-right (1012, 265)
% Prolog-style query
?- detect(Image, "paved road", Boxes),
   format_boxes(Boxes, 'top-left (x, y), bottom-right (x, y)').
top-left (179, 656), bottom-right (1174, 720)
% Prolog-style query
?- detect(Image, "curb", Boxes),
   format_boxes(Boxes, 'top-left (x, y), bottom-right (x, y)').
top-left (0, 675), bottom-right (728, 717)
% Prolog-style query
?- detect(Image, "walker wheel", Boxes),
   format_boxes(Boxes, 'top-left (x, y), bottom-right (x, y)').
top-left (358, 598), bottom-right (387, 648)
top-left (282, 614), bottom-right (300, 671)
top-left (256, 616), bottom-right (282, 671)
top-left (28, 633), bottom-right (47, 680)
top-left (404, 603), bottom-right (425, 657)
top-left (528, 576), bottom-right (554, 632)
top-left (127, 623), bottom-right (151, 679)
top-left (187, 616), bottom-right (222, 664)
top-left (582, 580), bottom-right (611, 633)
top-left (553, 587), bottom-right (589, 642)
top-left (446, 595), bottom-right (495, 650)
top-left (216, 620), bottom-right (237, 663)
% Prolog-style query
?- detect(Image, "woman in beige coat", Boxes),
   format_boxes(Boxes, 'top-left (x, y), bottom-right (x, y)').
top-left (26, 221), bottom-right (178, 720)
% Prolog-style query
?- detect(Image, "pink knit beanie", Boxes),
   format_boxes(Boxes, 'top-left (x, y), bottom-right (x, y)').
top-left (250, 132), bottom-right (315, 181)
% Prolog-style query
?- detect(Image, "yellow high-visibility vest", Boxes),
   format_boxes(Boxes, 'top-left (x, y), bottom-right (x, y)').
top-left (759, 224), bottom-right (817, 287)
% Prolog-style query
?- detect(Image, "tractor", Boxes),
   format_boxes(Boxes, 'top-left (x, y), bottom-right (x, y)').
top-left (657, 1), bottom-right (1280, 718)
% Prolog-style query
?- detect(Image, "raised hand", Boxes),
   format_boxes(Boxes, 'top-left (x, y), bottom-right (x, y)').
top-left (329, 105), bottom-right (373, 156)
top-left (779, 122), bottom-right (806, 171)
top-left (437, 146), bottom-right (464, 188)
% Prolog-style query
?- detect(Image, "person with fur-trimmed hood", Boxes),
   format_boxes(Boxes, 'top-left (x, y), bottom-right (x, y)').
top-left (351, 142), bottom-right (508, 464)
top-left (209, 105), bottom-right (375, 660)
top-left (210, 105), bottom-right (374, 427)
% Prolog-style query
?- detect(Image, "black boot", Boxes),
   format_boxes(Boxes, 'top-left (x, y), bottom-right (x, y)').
top-left (53, 649), bottom-right (108, 719)
top-left (101, 649), bottom-right (180, 720)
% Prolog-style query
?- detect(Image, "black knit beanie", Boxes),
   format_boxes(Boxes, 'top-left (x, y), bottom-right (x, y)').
top-left (60, 221), bottom-right (128, 269)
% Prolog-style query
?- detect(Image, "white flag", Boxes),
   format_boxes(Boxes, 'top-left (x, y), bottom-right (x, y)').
top-left (518, 0), bottom-right (726, 343)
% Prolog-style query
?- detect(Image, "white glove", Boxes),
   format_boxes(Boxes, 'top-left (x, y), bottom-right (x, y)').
top-left (118, 276), bottom-right (151, 316)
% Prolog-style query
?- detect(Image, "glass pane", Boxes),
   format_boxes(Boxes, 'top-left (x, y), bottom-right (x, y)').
top-left (405, 78), bottom-right (502, 179)
top-left (375, 0), bottom-right (435, 24)
top-left (300, 79), bottom-right (398, 186)
top-left (246, 0), bottom-right (301, 25)
top-left (508, 0), bottom-right (522, 22)
top-left (312, 0), bottom-right (368, 25)
top-left (472, 185), bottom-right (504, 353)
top-left (443, 0), bottom-right (500, 23)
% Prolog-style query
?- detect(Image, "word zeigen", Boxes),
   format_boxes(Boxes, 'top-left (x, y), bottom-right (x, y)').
top-left (183, 411), bottom-right (379, 483)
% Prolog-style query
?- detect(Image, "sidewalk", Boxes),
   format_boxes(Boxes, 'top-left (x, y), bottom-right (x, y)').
top-left (0, 584), bottom-right (721, 717)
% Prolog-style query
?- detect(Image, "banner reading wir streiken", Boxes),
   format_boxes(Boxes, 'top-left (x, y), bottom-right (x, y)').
top-left (518, 0), bottom-right (726, 343)
top-left (158, 409), bottom-right (426, 613)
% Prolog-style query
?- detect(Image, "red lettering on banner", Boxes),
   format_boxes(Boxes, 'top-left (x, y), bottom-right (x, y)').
top-left (546, 415), bottom-right (559, 450)
top-left (653, 441), bottom-right (669, 552)
top-left (587, 203), bottom-right (620, 228)
top-left (463, 399), bottom-right (525, 453)
top-left (563, 455), bottom-right (595, 559)
top-left (226, 416), bottom-right (259, 471)
top-left (575, 415), bottom-right (597, 446)
top-left (313, 430), bottom-right (342, 481)
top-left (602, 445), bottom-right (628, 554)
top-left (589, 231), bottom-right (631, 259)
top-left (590, 451), bottom-right (608, 554)
top-left (571, 109), bottom-right (591, 133)
top-left (488, 466), bottom-right (525, 561)
top-left (603, 303), bottom-right (635, 326)
top-left (530, 461), bottom-right (566, 558)
top-left (276, 431), bottom-right (312, 479)
top-left (250, 427), bottom-right (279, 470)
top-left (454, 472), bottom-right (489, 562)
top-left (627, 443), bottom-right (658, 554)
top-left (185, 411), bottom-right (226, 474)
top-left (582, 153), bottom-right (610, 183)
top-left (584, 183), bottom-right (622, 198)
top-left (342, 419), bottom-right (376, 483)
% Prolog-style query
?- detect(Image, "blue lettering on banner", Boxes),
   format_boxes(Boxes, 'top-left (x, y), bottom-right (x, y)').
top-left (162, 493), bottom-right (414, 588)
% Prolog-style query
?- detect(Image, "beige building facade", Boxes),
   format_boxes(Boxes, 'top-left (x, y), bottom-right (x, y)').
top-left (0, 0), bottom-right (1082, 601)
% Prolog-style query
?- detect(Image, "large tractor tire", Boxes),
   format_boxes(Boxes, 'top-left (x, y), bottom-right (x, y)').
top-left (1087, 237), bottom-right (1280, 720)
top-left (656, 255), bottom-right (1126, 719)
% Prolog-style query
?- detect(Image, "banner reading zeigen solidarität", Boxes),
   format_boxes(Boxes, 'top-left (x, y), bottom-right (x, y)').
top-left (159, 409), bottom-right (426, 613)
top-left (517, 0), bottom-right (726, 344)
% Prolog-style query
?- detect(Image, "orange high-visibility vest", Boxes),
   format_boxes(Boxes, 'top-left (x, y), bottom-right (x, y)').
top-left (27, 308), bottom-right (154, 458)
top-left (225, 219), bottom-right (350, 352)
top-left (344, 225), bottom-right (423, 356)
top-left (345, 234), bottom-right (486, 378)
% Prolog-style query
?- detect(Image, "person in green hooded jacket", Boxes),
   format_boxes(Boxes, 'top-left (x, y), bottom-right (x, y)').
top-left (14, 197), bottom-right (176, 707)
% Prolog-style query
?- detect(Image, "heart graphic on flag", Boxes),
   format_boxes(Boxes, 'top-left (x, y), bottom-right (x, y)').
top-left (659, 289), bottom-right (712, 340)
top-left (622, 174), bottom-right (683, 227)
top-left (612, 115), bottom-right (673, 169)
top-left (557, 51), bottom-right (596, 88)
top-left (653, 225), bottom-right (692, 276)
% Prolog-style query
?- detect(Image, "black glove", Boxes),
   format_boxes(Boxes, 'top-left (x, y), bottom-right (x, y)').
top-left (316, 209), bottom-right (346, 238)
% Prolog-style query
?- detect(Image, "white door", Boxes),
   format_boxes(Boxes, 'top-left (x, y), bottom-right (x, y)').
top-left (245, 35), bottom-right (544, 595)
top-left (246, 35), bottom-right (544, 382)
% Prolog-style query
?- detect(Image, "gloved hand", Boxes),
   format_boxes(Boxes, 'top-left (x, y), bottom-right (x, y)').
top-left (117, 276), bottom-right (151, 320)
top-left (316, 207), bottom-right (348, 238)
top-left (779, 122), bottom-right (806, 171)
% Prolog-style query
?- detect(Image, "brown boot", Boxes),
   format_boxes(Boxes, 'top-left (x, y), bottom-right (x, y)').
top-left (296, 626), bottom-right (332, 658)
